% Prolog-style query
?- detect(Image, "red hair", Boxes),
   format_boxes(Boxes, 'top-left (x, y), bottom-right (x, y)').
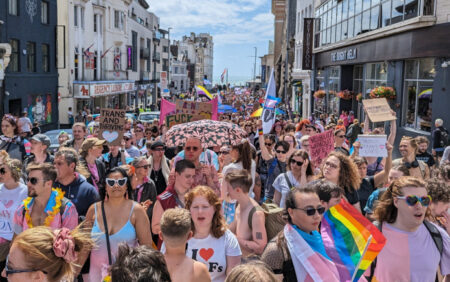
top-left (296, 119), bottom-right (311, 132)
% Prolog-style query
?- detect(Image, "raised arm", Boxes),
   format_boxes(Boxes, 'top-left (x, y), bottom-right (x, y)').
top-left (374, 143), bottom-right (393, 188)
top-left (387, 111), bottom-right (397, 145)
top-left (257, 120), bottom-right (274, 160)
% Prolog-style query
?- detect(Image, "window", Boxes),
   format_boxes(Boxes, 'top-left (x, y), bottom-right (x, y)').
top-left (42, 44), bottom-right (49, 72)
top-left (403, 58), bottom-right (435, 132)
top-left (114, 10), bottom-right (125, 30)
top-left (364, 62), bottom-right (388, 97)
top-left (93, 51), bottom-right (98, 80)
top-left (328, 66), bottom-right (340, 115)
top-left (94, 14), bottom-right (97, 32)
top-left (74, 6), bottom-right (78, 27)
top-left (41, 1), bottom-right (49, 24)
top-left (26, 42), bottom-right (36, 72)
top-left (80, 7), bottom-right (85, 29)
top-left (74, 49), bottom-right (79, 79)
top-left (8, 0), bottom-right (18, 15)
top-left (132, 31), bottom-right (137, 71)
top-left (9, 39), bottom-right (19, 72)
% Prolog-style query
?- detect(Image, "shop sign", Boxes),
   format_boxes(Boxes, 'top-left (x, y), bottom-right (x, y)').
top-left (302, 18), bottom-right (314, 70)
top-left (160, 71), bottom-right (168, 90)
top-left (331, 48), bottom-right (357, 62)
top-left (74, 82), bottom-right (135, 98)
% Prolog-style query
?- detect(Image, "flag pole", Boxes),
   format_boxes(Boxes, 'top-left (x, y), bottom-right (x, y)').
top-left (350, 235), bottom-right (372, 282)
top-left (226, 68), bottom-right (229, 91)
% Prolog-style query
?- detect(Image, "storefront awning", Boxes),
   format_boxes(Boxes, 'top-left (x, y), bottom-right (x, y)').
top-left (73, 80), bottom-right (136, 98)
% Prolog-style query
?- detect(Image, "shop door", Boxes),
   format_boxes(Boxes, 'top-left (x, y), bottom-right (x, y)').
top-left (9, 99), bottom-right (22, 116)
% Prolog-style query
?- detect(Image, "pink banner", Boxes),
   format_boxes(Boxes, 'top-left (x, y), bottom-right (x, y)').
top-left (160, 97), bottom-right (218, 125)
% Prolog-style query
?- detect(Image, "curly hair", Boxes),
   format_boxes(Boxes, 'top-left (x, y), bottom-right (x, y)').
top-left (426, 178), bottom-right (450, 203)
top-left (184, 185), bottom-right (227, 238)
top-left (296, 119), bottom-right (311, 132)
top-left (319, 151), bottom-right (361, 193)
top-left (374, 176), bottom-right (426, 223)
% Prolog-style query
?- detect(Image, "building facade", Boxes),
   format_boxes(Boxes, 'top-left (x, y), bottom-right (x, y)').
top-left (169, 44), bottom-right (189, 94)
top-left (312, 0), bottom-right (450, 146)
top-left (1, 0), bottom-right (58, 130)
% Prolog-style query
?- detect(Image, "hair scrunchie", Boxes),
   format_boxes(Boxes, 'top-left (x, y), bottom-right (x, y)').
top-left (53, 228), bottom-right (78, 263)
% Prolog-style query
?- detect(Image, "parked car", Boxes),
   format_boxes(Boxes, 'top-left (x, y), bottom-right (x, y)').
top-left (43, 129), bottom-right (73, 153)
top-left (138, 111), bottom-right (160, 123)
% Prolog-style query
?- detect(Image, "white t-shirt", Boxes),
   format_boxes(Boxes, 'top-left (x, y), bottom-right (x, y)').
top-left (0, 183), bottom-right (28, 241)
top-left (222, 160), bottom-right (256, 197)
top-left (273, 171), bottom-right (301, 208)
top-left (18, 117), bottom-right (32, 132)
top-left (161, 229), bottom-right (241, 282)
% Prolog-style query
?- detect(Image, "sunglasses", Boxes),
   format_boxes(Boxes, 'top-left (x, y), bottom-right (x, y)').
top-left (337, 135), bottom-right (345, 138)
top-left (123, 138), bottom-right (130, 141)
top-left (265, 143), bottom-right (273, 147)
top-left (135, 130), bottom-right (143, 133)
top-left (276, 150), bottom-right (286, 154)
top-left (151, 147), bottom-right (165, 151)
top-left (290, 160), bottom-right (303, 166)
top-left (219, 151), bottom-right (229, 155)
top-left (186, 146), bottom-right (199, 152)
top-left (295, 206), bottom-right (326, 216)
top-left (27, 177), bottom-right (45, 185)
top-left (106, 177), bottom-right (128, 187)
top-left (397, 195), bottom-right (432, 207)
top-left (136, 164), bottom-right (150, 169)
top-left (4, 255), bottom-right (46, 277)
top-left (0, 167), bottom-right (6, 175)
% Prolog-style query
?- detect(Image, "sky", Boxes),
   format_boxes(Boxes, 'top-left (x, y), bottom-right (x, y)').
top-left (148, 0), bottom-right (274, 85)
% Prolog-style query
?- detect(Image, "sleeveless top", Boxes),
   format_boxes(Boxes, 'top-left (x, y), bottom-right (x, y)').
top-left (89, 202), bottom-right (137, 282)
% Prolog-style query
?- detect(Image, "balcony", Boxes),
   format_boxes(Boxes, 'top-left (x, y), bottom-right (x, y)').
top-left (152, 52), bottom-right (160, 62)
top-left (140, 48), bottom-right (150, 59)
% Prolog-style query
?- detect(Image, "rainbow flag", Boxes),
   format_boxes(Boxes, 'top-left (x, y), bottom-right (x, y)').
top-left (321, 200), bottom-right (386, 282)
top-left (196, 85), bottom-right (213, 100)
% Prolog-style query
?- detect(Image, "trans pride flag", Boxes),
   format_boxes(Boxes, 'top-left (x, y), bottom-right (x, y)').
top-left (321, 200), bottom-right (386, 282)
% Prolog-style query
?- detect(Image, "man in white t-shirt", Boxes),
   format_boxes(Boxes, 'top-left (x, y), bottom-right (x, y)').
top-left (18, 111), bottom-right (32, 138)
top-left (371, 176), bottom-right (450, 282)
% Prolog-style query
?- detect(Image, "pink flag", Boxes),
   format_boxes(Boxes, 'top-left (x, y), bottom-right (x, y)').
top-left (159, 98), bottom-right (218, 125)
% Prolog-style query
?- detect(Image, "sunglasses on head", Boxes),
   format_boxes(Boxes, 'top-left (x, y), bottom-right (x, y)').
top-left (276, 150), bottom-right (286, 154)
top-left (290, 159), bottom-right (303, 166)
top-left (397, 195), bottom-right (432, 207)
top-left (106, 177), bottom-right (128, 187)
top-left (27, 177), bottom-right (44, 185)
top-left (295, 206), bottom-right (326, 216)
top-left (0, 167), bottom-right (6, 175)
top-left (186, 146), bottom-right (199, 152)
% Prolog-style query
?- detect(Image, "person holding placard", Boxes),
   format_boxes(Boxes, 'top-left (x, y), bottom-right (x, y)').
top-left (393, 136), bottom-right (430, 181)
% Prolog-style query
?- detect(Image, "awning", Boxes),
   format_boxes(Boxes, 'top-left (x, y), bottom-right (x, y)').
top-left (73, 80), bottom-right (136, 98)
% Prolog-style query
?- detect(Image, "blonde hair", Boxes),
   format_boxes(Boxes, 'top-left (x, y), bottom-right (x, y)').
top-left (12, 225), bottom-right (94, 282)
top-left (225, 260), bottom-right (277, 282)
top-left (160, 208), bottom-right (192, 240)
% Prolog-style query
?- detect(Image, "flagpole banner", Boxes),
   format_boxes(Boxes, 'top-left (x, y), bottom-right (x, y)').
top-left (262, 69), bottom-right (279, 134)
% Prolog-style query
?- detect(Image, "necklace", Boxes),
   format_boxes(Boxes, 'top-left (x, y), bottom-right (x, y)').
top-left (23, 188), bottom-right (65, 228)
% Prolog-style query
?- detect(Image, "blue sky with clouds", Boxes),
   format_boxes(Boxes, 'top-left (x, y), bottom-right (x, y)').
top-left (148, 0), bottom-right (274, 85)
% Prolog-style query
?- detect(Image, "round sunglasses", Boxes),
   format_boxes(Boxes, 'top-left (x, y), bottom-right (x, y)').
top-left (396, 195), bottom-right (432, 207)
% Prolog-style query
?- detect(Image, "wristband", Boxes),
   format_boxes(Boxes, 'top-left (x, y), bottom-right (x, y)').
top-left (258, 129), bottom-right (263, 136)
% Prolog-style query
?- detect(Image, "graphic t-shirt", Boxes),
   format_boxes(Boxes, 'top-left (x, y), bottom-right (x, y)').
top-left (161, 229), bottom-right (241, 282)
top-left (0, 183), bottom-right (28, 242)
top-left (373, 222), bottom-right (450, 282)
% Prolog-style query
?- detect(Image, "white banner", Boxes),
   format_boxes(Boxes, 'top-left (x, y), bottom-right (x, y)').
top-left (358, 134), bottom-right (387, 157)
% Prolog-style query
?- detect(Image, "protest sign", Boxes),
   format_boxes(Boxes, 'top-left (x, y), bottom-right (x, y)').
top-left (358, 135), bottom-right (387, 157)
top-left (362, 98), bottom-right (396, 123)
top-left (165, 100), bottom-right (213, 128)
top-left (99, 108), bottom-right (125, 146)
top-left (165, 113), bottom-right (209, 128)
top-left (309, 130), bottom-right (334, 165)
top-left (159, 97), bottom-right (218, 125)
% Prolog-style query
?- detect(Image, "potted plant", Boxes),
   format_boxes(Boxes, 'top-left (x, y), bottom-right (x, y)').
top-left (314, 90), bottom-right (326, 99)
top-left (356, 93), bottom-right (363, 102)
top-left (369, 86), bottom-right (396, 99)
top-left (338, 90), bottom-right (354, 100)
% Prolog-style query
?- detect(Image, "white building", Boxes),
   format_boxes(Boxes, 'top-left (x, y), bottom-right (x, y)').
top-left (58, 0), bottom-right (134, 124)
top-left (292, 0), bottom-right (314, 118)
top-left (169, 43), bottom-right (189, 94)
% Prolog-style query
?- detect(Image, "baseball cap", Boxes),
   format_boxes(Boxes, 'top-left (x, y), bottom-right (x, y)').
top-left (81, 137), bottom-right (106, 152)
top-left (150, 140), bottom-right (165, 150)
top-left (31, 134), bottom-right (51, 148)
top-left (124, 132), bottom-right (132, 139)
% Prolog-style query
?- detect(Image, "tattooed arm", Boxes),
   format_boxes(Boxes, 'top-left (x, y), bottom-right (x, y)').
top-left (237, 210), bottom-right (267, 255)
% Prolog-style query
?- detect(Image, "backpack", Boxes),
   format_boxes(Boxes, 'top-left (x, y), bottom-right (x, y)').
top-left (248, 203), bottom-right (285, 241)
top-left (439, 128), bottom-right (449, 147)
top-left (369, 220), bottom-right (443, 281)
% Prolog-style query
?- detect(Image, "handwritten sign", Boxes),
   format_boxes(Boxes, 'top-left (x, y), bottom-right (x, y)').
top-left (362, 98), bottom-right (396, 123)
top-left (309, 130), bottom-right (334, 165)
top-left (165, 100), bottom-right (213, 128)
top-left (358, 135), bottom-right (387, 157)
top-left (165, 113), bottom-right (209, 128)
top-left (99, 108), bottom-right (125, 146)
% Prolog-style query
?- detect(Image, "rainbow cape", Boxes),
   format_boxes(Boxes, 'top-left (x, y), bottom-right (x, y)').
top-left (195, 85), bottom-right (213, 100)
top-left (321, 200), bottom-right (386, 282)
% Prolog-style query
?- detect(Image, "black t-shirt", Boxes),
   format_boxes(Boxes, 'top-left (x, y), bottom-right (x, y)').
top-left (357, 176), bottom-right (375, 215)
top-left (416, 152), bottom-right (435, 168)
top-left (345, 186), bottom-right (360, 206)
top-left (151, 168), bottom-right (167, 195)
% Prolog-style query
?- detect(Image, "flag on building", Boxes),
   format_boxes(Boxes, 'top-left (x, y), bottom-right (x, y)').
top-left (196, 85), bottom-right (213, 100)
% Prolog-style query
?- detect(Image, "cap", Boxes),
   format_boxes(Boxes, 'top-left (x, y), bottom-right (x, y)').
top-left (31, 134), bottom-right (51, 148)
top-left (137, 124), bottom-right (145, 131)
top-left (150, 140), bottom-right (165, 150)
top-left (81, 137), bottom-right (106, 152)
top-left (124, 132), bottom-right (132, 139)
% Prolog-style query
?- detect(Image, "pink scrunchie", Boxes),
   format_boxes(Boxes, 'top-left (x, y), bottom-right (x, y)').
top-left (53, 228), bottom-right (78, 263)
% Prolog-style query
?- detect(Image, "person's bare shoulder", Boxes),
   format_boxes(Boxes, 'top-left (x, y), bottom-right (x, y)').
top-left (193, 260), bottom-right (211, 282)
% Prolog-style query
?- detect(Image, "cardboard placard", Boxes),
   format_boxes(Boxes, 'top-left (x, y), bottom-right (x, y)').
top-left (166, 100), bottom-right (213, 128)
top-left (362, 98), bottom-right (397, 123)
top-left (358, 134), bottom-right (387, 157)
top-left (99, 108), bottom-right (126, 146)
top-left (165, 113), bottom-right (209, 128)
top-left (309, 130), bottom-right (335, 165)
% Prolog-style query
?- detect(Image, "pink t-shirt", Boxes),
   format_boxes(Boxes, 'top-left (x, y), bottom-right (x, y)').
top-left (373, 222), bottom-right (450, 282)
top-left (87, 163), bottom-right (100, 192)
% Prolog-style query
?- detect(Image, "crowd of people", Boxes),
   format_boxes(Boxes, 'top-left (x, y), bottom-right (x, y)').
top-left (0, 100), bottom-right (449, 282)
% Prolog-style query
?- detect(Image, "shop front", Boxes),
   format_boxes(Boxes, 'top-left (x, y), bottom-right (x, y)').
top-left (313, 23), bottom-right (450, 145)
top-left (73, 80), bottom-right (135, 112)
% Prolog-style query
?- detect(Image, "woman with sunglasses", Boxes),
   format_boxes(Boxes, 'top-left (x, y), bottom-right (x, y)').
top-left (262, 186), bottom-right (331, 281)
top-left (0, 115), bottom-right (26, 161)
top-left (0, 153), bottom-right (28, 271)
top-left (334, 129), bottom-right (349, 156)
top-left (273, 150), bottom-right (314, 208)
top-left (371, 176), bottom-right (450, 282)
top-left (1, 226), bottom-right (93, 282)
top-left (318, 152), bottom-right (361, 212)
top-left (130, 157), bottom-right (158, 242)
top-left (84, 167), bottom-right (152, 282)
top-left (79, 138), bottom-right (107, 194)
top-left (147, 141), bottom-right (170, 195)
